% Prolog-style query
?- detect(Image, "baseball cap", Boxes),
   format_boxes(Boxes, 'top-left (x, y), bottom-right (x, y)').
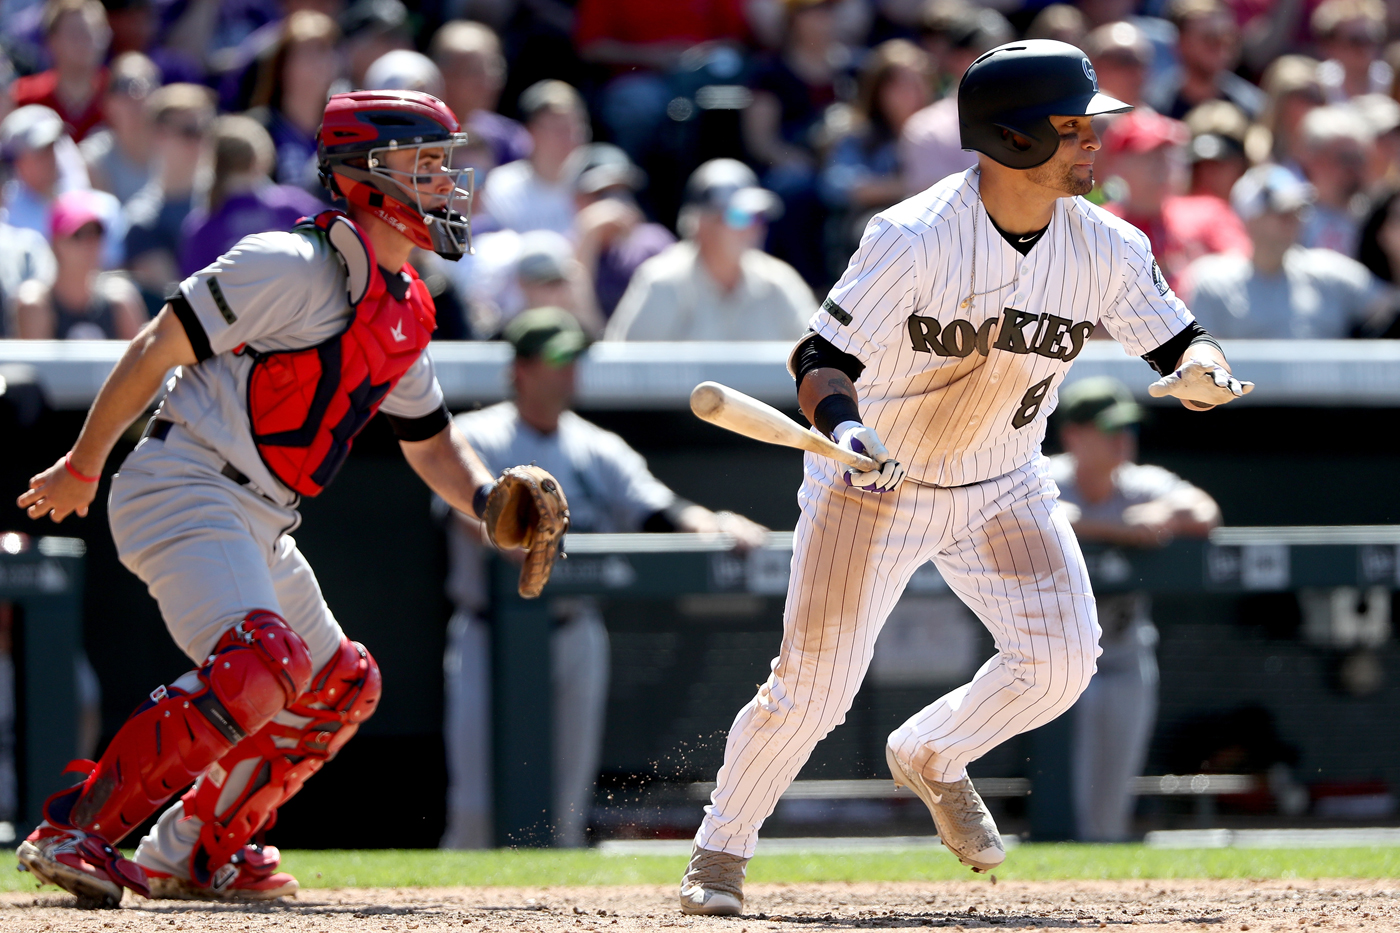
top-left (1058, 377), bottom-right (1143, 432)
top-left (1, 105), bottom-right (64, 158)
top-left (50, 189), bottom-right (106, 240)
top-left (1231, 164), bottom-right (1314, 221)
top-left (364, 50), bottom-right (445, 98)
top-left (1101, 110), bottom-right (1190, 156)
top-left (504, 307), bottom-right (589, 366)
top-left (1188, 131), bottom-right (1246, 163)
top-left (567, 143), bottom-right (646, 196)
top-left (515, 231), bottom-right (572, 285)
top-left (683, 159), bottom-right (782, 226)
top-left (340, 0), bottom-right (409, 40)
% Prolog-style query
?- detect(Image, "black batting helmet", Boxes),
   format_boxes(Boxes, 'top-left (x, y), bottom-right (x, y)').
top-left (958, 40), bottom-right (1132, 169)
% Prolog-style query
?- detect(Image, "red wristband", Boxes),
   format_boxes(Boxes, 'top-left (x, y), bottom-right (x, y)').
top-left (64, 452), bottom-right (100, 483)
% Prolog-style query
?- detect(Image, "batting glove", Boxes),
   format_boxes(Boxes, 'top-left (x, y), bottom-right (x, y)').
top-left (1147, 358), bottom-right (1254, 409)
top-left (833, 421), bottom-right (907, 493)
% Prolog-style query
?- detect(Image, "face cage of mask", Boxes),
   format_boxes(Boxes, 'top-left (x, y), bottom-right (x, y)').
top-left (365, 135), bottom-right (475, 254)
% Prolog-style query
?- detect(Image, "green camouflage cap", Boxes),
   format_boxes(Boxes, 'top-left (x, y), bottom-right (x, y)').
top-left (1057, 376), bottom-right (1143, 432)
top-left (503, 307), bottom-right (589, 366)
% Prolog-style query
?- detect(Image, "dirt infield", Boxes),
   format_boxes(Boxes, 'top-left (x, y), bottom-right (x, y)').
top-left (1, 879), bottom-right (1397, 931)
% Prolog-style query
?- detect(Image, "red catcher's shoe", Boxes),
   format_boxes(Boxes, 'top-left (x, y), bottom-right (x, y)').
top-left (16, 823), bottom-right (150, 908)
top-left (145, 844), bottom-right (298, 901)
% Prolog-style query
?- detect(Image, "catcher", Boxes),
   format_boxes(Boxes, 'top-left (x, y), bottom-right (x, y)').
top-left (14, 89), bottom-right (567, 907)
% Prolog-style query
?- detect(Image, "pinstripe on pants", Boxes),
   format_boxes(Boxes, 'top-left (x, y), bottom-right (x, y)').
top-left (695, 455), bottom-right (1100, 859)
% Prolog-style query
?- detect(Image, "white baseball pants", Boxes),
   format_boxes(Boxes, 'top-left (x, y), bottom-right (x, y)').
top-left (695, 456), bottom-right (1100, 859)
top-left (105, 424), bottom-right (345, 876)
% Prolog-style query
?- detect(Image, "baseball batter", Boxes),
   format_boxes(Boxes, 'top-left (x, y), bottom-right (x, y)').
top-left (680, 40), bottom-right (1253, 916)
top-left (13, 90), bottom-right (566, 907)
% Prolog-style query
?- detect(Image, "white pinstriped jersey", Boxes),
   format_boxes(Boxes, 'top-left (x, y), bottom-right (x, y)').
top-left (811, 168), bottom-right (1194, 487)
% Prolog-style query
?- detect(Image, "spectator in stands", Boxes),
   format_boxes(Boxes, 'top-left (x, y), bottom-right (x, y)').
top-left (1353, 93), bottom-right (1400, 191)
top-left (0, 103), bottom-right (124, 270)
top-left (900, 6), bottom-right (1011, 194)
top-left (11, 189), bottom-right (144, 339)
top-left (363, 49), bottom-right (444, 97)
top-left (1084, 21), bottom-right (1152, 110)
top-left (11, 0), bottom-right (111, 143)
top-left (103, 0), bottom-right (204, 86)
top-left (821, 40), bottom-right (929, 256)
top-left (481, 80), bottom-right (587, 237)
top-left (441, 307), bottom-right (768, 849)
top-left (573, 0), bottom-right (749, 162)
top-left (1184, 165), bottom-right (1391, 337)
top-left (1295, 104), bottom-right (1374, 255)
top-left (341, 0), bottom-right (412, 91)
top-left (247, 10), bottom-right (343, 194)
top-left (1024, 4), bottom-right (1087, 44)
top-left (431, 20), bottom-right (530, 171)
top-left (1247, 55), bottom-right (1325, 172)
top-left (1314, 0), bottom-right (1391, 102)
top-left (743, 0), bottom-right (852, 285)
top-left (568, 143), bottom-right (675, 319)
top-left (606, 159), bottom-right (814, 341)
top-left (0, 220), bottom-right (55, 338)
top-left (1182, 100), bottom-right (1250, 202)
top-left (178, 114), bottom-right (323, 277)
top-left (1162, 0), bottom-right (1265, 120)
top-left (123, 83), bottom-right (214, 310)
top-left (80, 51), bottom-right (158, 205)
top-left (914, 0), bottom-right (975, 97)
top-left (1099, 110), bottom-right (1250, 290)
top-left (1051, 377), bottom-right (1220, 842)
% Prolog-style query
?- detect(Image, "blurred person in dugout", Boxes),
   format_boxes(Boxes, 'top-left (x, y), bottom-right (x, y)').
top-left (1184, 165), bottom-right (1392, 337)
top-left (604, 159), bottom-right (815, 341)
top-left (1049, 378), bottom-right (1220, 842)
top-left (440, 308), bottom-right (769, 848)
top-left (11, 188), bottom-right (145, 339)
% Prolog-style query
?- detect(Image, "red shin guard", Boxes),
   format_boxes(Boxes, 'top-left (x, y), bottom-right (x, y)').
top-left (43, 612), bottom-right (314, 846)
top-left (183, 637), bottom-right (381, 885)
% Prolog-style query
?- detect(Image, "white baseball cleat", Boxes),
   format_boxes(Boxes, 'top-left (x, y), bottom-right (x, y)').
top-left (886, 744), bottom-right (1005, 873)
top-left (679, 845), bottom-right (747, 916)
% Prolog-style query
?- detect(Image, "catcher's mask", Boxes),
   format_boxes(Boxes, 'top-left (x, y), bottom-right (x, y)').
top-left (318, 90), bottom-right (474, 261)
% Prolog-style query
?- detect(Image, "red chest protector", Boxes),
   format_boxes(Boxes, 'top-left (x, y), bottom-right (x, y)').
top-left (246, 210), bottom-right (436, 496)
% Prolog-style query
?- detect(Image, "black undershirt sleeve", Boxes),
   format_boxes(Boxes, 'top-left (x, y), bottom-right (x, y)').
top-left (384, 402), bottom-right (452, 441)
top-left (167, 289), bottom-right (213, 362)
top-left (792, 332), bottom-right (865, 388)
top-left (1141, 320), bottom-right (1222, 375)
top-left (642, 497), bottom-right (697, 532)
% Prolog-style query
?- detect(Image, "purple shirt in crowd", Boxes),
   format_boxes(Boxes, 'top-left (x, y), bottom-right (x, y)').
top-left (467, 110), bottom-right (532, 170)
top-left (596, 222), bottom-right (675, 317)
top-left (179, 184), bottom-right (326, 276)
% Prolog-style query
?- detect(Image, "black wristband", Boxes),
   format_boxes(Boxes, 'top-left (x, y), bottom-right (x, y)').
top-left (812, 393), bottom-right (861, 438)
top-left (472, 481), bottom-right (496, 520)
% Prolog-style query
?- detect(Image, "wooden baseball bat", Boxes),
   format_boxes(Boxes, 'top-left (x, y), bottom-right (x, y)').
top-left (689, 381), bottom-right (880, 473)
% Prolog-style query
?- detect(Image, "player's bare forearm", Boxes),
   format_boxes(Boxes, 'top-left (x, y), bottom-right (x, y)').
top-left (798, 367), bottom-right (858, 426)
top-left (400, 421), bottom-right (496, 517)
top-left (18, 304), bottom-right (196, 521)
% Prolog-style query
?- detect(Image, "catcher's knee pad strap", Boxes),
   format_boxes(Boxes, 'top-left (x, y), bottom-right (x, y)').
top-left (185, 637), bottom-right (381, 882)
top-left (54, 612), bottom-right (313, 844)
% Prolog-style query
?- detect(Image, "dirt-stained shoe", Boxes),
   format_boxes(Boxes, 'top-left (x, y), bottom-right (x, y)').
top-left (144, 845), bottom-right (298, 901)
top-left (679, 844), bottom-right (747, 916)
top-left (16, 823), bottom-right (150, 908)
top-left (886, 744), bottom-right (1005, 873)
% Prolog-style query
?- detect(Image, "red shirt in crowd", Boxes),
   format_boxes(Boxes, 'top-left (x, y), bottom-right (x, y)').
top-left (575, 0), bottom-right (748, 57)
top-left (11, 68), bottom-right (109, 142)
top-left (1106, 195), bottom-right (1252, 291)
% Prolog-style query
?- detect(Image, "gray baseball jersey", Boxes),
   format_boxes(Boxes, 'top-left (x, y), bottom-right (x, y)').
top-left (444, 402), bottom-right (676, 611)
top-left (159, 230), bottom-right (445, 503)
top-left (811, 168), bottom-right (1194, 488)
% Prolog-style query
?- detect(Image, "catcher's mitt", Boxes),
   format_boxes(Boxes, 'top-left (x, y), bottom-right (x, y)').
top-left (482, 465), bottom-right (570, 598)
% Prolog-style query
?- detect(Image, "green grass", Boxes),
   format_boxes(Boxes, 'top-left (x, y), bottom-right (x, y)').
top-left (8, 845), bottom-right (1399, 892)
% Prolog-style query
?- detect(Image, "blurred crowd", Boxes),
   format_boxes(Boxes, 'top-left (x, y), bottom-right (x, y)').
top-left (5, 0), bottom-right (1400, 341)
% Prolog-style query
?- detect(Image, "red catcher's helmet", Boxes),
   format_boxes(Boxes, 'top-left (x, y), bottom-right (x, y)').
top-left (318, 90), bottom-right (474, 261)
